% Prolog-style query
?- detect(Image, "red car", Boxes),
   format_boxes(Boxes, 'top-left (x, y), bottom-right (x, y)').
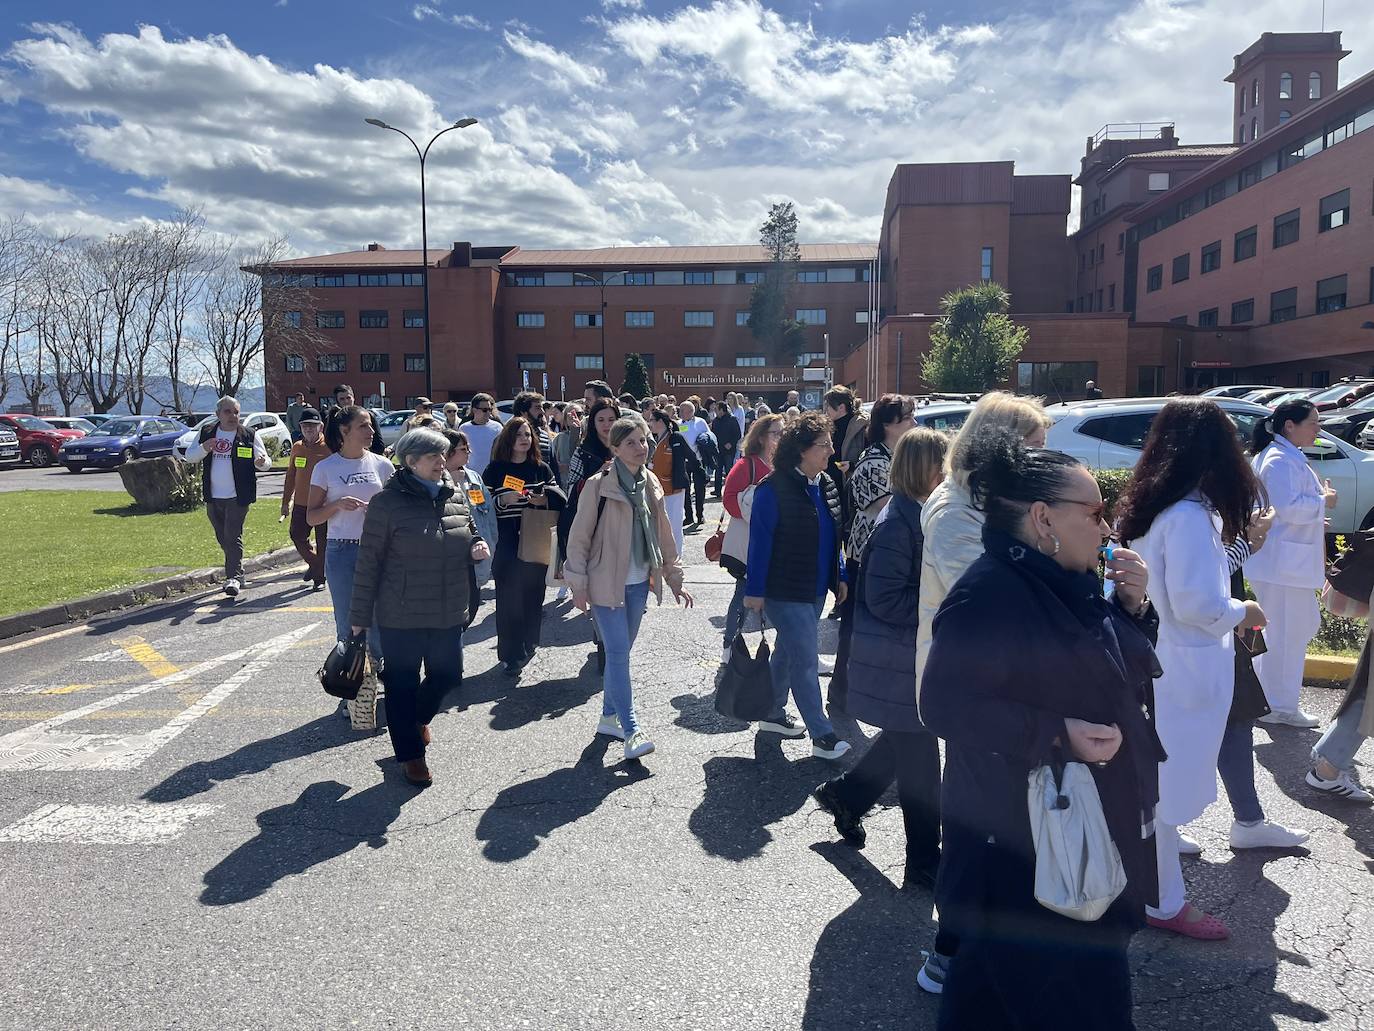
top-left (0, 414), bottom-right (86, 467)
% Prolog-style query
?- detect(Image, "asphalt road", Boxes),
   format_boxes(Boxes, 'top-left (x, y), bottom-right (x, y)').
top-left (1, 501), bottom-right (1371, 1031)
top-left (0, 461), bottom-right (286, 496)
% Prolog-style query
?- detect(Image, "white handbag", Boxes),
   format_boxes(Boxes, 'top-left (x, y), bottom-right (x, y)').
top-left (1027, 759), bottom-right (1127, 922)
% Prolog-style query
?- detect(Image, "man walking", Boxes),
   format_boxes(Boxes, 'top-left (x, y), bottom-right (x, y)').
top-left (678, 400), bottom-right (710, 530)
top-left (182, 395), bottom-right (272, 597)
top-left (326, 384), bottom-right (386, 454)
top-left (285, 392), bottom-right (307, 443)
top-left (461, 392), bottom-right (501, 475)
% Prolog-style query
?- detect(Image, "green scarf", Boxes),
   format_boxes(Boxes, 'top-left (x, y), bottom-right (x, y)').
top-left (615, 457), bottom-right (662, 569)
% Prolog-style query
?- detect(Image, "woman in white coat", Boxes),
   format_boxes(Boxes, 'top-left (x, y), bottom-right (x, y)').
top-left (1117, 399), bottom-right (1267, 941)
top-left (1248, 398), bottom-right (1337, 728)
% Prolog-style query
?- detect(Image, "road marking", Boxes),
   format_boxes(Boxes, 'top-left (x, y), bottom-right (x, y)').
top-left (0, 684), bottom-right (98, 696)
top-left (0, 803), bottom-right (220, 844)
top-left (285, 606), bottom-right (335, 612)
top-left (0, 707), bottom-right (318, 720)
top-left (0, 623), bottom-right (318, 772)
top-left (114, 636), bottom-right (180, 678)
top-left (0, 624), bottom-right (90, 656)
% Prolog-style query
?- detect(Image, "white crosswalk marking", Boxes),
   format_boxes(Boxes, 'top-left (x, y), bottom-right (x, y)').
top-left (0, 803), bottom-right (220, 844)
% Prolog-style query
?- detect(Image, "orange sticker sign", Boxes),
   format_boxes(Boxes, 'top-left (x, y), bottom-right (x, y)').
top-left (502, 475), bottom-right (525, 492)
top-left (467, 489), bottom-right (485, 506)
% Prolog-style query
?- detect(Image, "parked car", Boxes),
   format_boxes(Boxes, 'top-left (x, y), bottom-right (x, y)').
top-left (1307, 378), bottom-right (1374, 413)
top-left (168, 411), bottom-right (214, 428)
top-left (377, 410), bottom-right (415, 447)
top-left (0, 414), bottom-right (86, 467)
top-left (1201, 384), bottom-right (1271, 399)
top-left (1319, 392), bottom-right (1374, 445)
top-left (172, 411), bottom-right (292, 458)
top-left (58, 416), bottom-right (190, 472)
top-left (44, 417), bottom-right (96, 435)
top-left (1045, 396), bottom-right (1374, 534)
top-left (83, 414), bottom-right (115, 429)
top-left (0, 425), bottom-right (18, 464)
top-left (1240, 386), bottom-right (1310, 407)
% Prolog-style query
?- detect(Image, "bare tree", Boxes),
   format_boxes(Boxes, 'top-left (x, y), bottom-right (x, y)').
top-left (150, 210), bottom-right (216, 414)
top-left (0, 216), bottom-right (42, 411)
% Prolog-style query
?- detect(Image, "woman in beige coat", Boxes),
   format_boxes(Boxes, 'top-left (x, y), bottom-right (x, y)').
top-left (564, 414), bottom-right (693, 761)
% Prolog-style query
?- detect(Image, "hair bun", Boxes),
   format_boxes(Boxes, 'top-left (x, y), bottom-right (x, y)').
top-left (964, 425), bottom-right (1027, 511)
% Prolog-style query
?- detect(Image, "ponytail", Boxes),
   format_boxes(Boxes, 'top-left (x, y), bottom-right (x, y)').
top-left (964, 426), bottom-right (1082, 534)
top-left (1252, 398), bottom-right (1316, 454)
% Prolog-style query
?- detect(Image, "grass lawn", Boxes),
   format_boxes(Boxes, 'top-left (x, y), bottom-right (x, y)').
top-left (0, 491), bottom-right (291, 617)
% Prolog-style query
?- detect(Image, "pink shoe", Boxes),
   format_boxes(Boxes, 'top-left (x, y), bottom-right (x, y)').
top-left (1147, 903), bottom-right (1230, 940)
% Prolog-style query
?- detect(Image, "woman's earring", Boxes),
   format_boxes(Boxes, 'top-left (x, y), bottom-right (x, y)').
top-left (1038, 533), bottom-right (1061, 556)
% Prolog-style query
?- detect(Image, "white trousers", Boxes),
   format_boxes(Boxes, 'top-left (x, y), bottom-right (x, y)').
top-left (1146, 822), bottom-right (1186, 921)
top-left (663, 491), bottom-right (685, 557)
top-left (1250, 580), bottom-right (1321, 714)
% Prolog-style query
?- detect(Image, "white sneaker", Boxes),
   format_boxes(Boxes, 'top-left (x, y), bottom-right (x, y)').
top-left (1176, 830), bottom-right (1202, 855)
top-left (596, 715), bottom-right (626, 741)
top-left (223, 576), bottom-right (241, 597)
top-left (1229, 819), bottom-right (1310, 849)
top-left (1306, 767), bottom-right (1374, 803)
top-left (555, 585), bottom-right (568, 601)
top-left (624, 731), bottom-right (655, 760)
top-left (1258, 709), bottom-right (1320, 729)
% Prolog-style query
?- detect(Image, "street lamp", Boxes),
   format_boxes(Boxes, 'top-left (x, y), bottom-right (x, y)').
top-left (572, 270), bottom-right (632, 381)
top-left (365, 116), bottom-right (479, 399)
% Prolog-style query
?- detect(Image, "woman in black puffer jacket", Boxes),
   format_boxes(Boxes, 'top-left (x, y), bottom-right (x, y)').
top-left (350, 428), bottom-right (490, 788)
top-left (812, 428), bottom-right (948, 890)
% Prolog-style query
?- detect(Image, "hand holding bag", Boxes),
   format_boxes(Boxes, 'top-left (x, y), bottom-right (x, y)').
top-left (518, 507), bottom-right (561, 565)
top-left (704, 513), bottom-right (726, 563)
top-left (318, 631), bottom-right (366, 701)
top-left (714, 630), bottom-right (776, 722)
top-left (1027, 754), bottom-right (1128, 922)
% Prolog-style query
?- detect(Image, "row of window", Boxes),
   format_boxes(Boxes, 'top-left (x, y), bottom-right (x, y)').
top-left (515, 308), bottom-right (856, 329)
top-left (284, 353), bottom-right (430, 374)
top-left (514, 353), bottom-right (812, 371)
top-left (504, 266), bottom-right (871, 288)
top-left (308, 309), bottom-right (426, 330)
top-left (265, 272), bottom-right (426, 289)
top-left (1017, 361), bottom-right (1099, 397)
top-left (1073, 284), bottom-right (1117, 313)
top-left (1167, 270), bottom-right (1368, 328)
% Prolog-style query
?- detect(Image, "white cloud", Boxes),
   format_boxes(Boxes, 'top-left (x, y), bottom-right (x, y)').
top-left (602, 0), bottom-right (644, 9)
top-left (502, 29), bottom-right (606, 88)
top-left (411, 4), bottom-right (490, 31)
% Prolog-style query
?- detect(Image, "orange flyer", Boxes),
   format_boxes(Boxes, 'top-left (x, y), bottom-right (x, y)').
top-left (502, 475), bottom-right (525, 491)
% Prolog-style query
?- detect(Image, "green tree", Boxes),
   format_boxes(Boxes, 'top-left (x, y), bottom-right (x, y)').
top-left (748, 202), bottom-right (806, 365)
top-left (921, 282), bottom-right (1028, 393)
top-left (620, 352), bottom-right (651, 400)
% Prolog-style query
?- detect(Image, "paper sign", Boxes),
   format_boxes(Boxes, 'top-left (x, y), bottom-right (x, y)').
top-left (294, 456), bottom-right (307, 468)
top-left (467, 489), bottom-right (485, 506)
top-left (235, 446), bottom-right (253, 459)
top-left (502, 475), bottom-right (526, 492)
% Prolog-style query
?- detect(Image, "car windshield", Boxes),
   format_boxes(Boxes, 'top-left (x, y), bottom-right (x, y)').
top-left (10, 415), bottom-right (55, 430)
top-left (1310, 382), bottom-right (1368, 404)
top-left (1344, 393), bottom-right (1374, 412)
top-left (99, 420), bottom-right (140, 435)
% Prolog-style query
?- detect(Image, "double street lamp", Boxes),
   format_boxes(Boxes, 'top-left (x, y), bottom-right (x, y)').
top-left (572, 270), bottom-right (632, 381)
top-left (365, 116), bottom-right (479, 400)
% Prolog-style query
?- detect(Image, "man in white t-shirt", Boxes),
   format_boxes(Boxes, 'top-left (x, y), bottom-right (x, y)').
top-left (460, 392), bottom-right (502, 476)
top-left (678, 400), bottom-right (710, 529)
top-left (182, 395), bottom-right (272, 597)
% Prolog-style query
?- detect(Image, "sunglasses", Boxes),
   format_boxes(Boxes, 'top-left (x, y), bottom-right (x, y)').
top-left (1057, 498), bottom-right (1107, 522)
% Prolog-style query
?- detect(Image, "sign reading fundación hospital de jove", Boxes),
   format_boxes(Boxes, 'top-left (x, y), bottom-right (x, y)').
top-left (657, 366), bottom-right (810, 393)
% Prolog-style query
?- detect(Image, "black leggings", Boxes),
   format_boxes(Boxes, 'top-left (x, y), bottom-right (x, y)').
top-left (493, 543), bottom-right (547, 662)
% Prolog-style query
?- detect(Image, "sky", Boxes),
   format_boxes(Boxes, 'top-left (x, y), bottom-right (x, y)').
top-left (1, 0), bottom-right (1371, 257)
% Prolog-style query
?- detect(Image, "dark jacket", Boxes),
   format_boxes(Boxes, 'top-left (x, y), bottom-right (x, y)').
top-left (746, 467), bottom-right (843, 603)
top-left (846, 493), bottom-right (924, 732)
top-left (197, 423), bottom-right (258, 505)
top-left (656, 431), bottom-right (702, 491)
top-left (349, 467), bottom-right (482, 630)
top-left (921, 529), bottom-right (1165, 935)
top-left (711, 412), bottom-right (742, 453)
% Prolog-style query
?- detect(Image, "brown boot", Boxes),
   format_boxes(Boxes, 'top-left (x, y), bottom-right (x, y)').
top-left (401, 758), bottom-right (432, 787)
top-left (419, 724), bottom-right (432, 746)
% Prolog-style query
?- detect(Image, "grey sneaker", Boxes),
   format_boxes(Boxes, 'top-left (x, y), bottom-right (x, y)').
top-left (624, 731), bottom-right (655, 760)
top-left (223, 576), bottom-right (241, 597)
top-left (757, 714), bottom-right (806, 738)
top-left (596, 714), bottom-right (626, 741)
top-left (811, 734), bottom-right (852, 760)
top-left (1306, 767), bottom-right (1373, 803)
top-left (917, 951), bottom-right (951, 995)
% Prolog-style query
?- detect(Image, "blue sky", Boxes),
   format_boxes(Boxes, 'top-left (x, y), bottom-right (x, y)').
top-left (2, 0), bottom-right (1372, 254)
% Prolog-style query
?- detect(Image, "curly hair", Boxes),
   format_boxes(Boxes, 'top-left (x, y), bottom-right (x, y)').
top-left (774, 411), bottom-right (833, 473)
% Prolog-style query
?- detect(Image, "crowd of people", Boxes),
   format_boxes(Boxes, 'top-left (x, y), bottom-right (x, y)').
top-left (184, 379), bottom-right (1374, 1027)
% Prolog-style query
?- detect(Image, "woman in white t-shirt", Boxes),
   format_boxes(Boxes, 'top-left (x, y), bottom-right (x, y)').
top-left (308, 405), bottom-right (395, 729)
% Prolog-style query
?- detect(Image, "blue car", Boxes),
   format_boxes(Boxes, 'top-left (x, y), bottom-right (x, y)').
top-left (58, 415), bottom-right (190, 472)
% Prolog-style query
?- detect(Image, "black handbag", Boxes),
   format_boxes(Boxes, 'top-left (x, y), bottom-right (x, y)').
top-left (1327, 531), bottom-right (1374, 601)
top-left (714, 631), bottom-right (776, 722)
top-left (318, 631), bottom-right (367, 700)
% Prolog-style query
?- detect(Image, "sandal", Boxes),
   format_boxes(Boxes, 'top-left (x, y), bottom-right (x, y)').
top-left (1147, 903), bottom-right (1230, 940)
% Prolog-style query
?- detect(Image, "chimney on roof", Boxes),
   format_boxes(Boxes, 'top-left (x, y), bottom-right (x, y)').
top-left (366, 243), bottom-right (385, 251)
top-left (1160, 125), bottom-right (1176, 144)
top-left (450, 242), bottom-right (472, 268)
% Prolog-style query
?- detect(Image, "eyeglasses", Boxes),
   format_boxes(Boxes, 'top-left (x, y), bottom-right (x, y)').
top-left (455, 444), bottom-right (471, 452)
top-left (1056, 498), bottom-right (1107, 522)
top-left (474, 406), bottom-right (493, 413)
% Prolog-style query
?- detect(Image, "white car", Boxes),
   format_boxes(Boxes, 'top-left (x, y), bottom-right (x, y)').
top-left (377, 410), bottom-right (415, 447)
top-left (1045, 397), bottom-right (1374, 534)
top-left (174, 411), bottom-right (292, 458)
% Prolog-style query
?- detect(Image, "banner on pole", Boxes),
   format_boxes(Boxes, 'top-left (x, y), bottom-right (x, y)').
top-left (522, 369), bottom-right (530, 391)
top-left (542, 372), bottom-right (548, 395)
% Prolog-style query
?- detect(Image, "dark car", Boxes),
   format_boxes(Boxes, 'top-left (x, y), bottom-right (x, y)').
top-left (0, 414), bottom-right (85, 467)
top-left (1309, 378), bottom-right (1374, 413)
top-left (58, 416), bottom-right (189, 472)
top-left (1321, 392), bottom-right (1374, 445)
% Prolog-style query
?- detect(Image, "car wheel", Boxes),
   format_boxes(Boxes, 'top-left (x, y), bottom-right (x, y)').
top-left (28, 445), bottom-right (53, 468)
top-left (121, 447), bottom-right (137, 464)
top-left (65, 463), bottom-right (85, 474)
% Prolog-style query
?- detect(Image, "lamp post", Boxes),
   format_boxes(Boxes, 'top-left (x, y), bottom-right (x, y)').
top-left (573, 270), bottom-right (632, 381)
top-left (364, 116), bottom-right (478, 400)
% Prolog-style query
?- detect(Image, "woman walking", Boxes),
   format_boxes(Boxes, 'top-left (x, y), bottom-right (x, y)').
top-left (307, 405), bottom-right (394, 730)
top-left (1248, 398), bottom-right (1337, 728)
top-left (921, 427), bottom-right (1162, 1029)
top-left (813, 428), bottom-right (948, 890)
top-left (482, 416), bottom-right (565, 676)
top-left (280, 407), bottom-right (330, 589)
top-left (350, 429), bottom-right (489, 787)
top-left (1116, 398), bottom-right (1267, 940)
top-left (564, 415), bottom-right (693, 760)
top-left (719, 413), bottom-right (783, 665)
top-left (648, 407), bottom-right (701, 557)
top-left (744, 412), bottom-right (851, 760)
top-left (443, 428), bottom-right (498, 589)
top-left (551, 403), bottom-right (583, 489)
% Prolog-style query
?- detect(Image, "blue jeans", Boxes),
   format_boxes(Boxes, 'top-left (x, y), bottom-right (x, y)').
top-left (723, 577), bottom-right (766, 648)
top-left (325, 539), bottom-right (381, 661)
top-left (592, 580), bottom-right (652, 738)
top-left (1313, 691), bottom-right (1368, 771)
top-left (1217, 719), bottom-right (1264, 824)
top-left (764, 597), bottom-right (834, 740)
top-left (378, 625), bottom-right (463, 763)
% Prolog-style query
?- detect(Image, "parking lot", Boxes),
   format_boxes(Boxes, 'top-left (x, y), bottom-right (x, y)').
top-left (0, 462), bottom-right (286, 496)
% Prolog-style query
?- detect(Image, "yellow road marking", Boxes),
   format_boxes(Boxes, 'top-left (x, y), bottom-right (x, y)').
top-left (114, 636), bottom-right (180, 679)
top-left (0, 624), bottom-right (90, 655)
top-left (40, 684), bottom-right (96, 695)
top-left (286, 606), bottom-right (335, 612)
top-left (0, 707), bottom-right (317, 720)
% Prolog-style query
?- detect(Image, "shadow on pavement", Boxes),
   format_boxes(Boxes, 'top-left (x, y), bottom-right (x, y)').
top-left (669, 690), bottom-right (749, 736)
top-left (802, 842), bottom-right (934, 1031)
top-left (474, 737), bottom-right (650, 862)
top-left (200, 766), bottom-right (420, 906)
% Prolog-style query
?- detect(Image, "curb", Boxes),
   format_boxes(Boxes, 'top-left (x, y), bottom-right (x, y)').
top-left (0, 546), bottom-right (303, 642)
top-left (1305, 654), bottom-right (1357, 684)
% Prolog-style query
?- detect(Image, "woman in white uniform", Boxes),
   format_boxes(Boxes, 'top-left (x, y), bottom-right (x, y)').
top-left (1248, 398), bottom-right (1336, 728)
top-left (1117, 399), bottom-right (1267, 941)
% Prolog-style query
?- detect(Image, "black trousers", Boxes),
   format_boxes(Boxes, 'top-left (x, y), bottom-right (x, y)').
top-left (827, 557), bottom-right (860, 710)
top-left (689, 465), bottom-right (707, 523)
top-left (206, 499), bottom-right (250, 579)
top-left (288, 505), bottom-right (326, 582)
top-left (829, 728), bottom-right (941, 876)
top-left (378, 625), bottom-right (463, 763)
top-left (493, 543), bottom-right (548, 662)
top-left (714, 446), bottom-right (736, 495)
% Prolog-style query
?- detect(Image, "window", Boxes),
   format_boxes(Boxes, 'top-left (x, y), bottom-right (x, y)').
top-left (1096, 289), bottom-right (1103, 311)
top-left (683, 354), bottom-right (714, 367)
top-left (980, 246), bottom-right (994, 280)
top-left (1098, 243), bottom-right (1105, 262)
top-left (1273, 209), bottom-right (1300, 248)
top-left (735, 271), bottom-right (762, 284)
top-left (1201, 241), bottom-right (1222, 274)
top-left (316, 310), bottom-right (344, 329)
top-left (796, 270), bottom-right (826, 283)
top-left (1170, 316), bottom-right (1189, 325)
top-left (1311, 371), bottom-right (1332, 388)
top-left (1279, 72), bottom-right (1292, 99)
top-left (404, 354), bottom-right (426, 372)
top-left (542, 272), bottom-right (574, 286)
top-left (517, 354), bottom-right (546, 370)
top-left (1108, 284), bottom-right (1116, 310)
top-left (360, 353), bottom-right (390, 373)
top-left (622, 272), bottom-right (653, 286)
top-left (640, 353), bottom-right (655, 369)
top-left (1079, 413), bottom-right (1157, 448)
top-left (1240, 88), bottom-right (1247, 114)
top-left (574, 312), bottom-right (603, 328)
top-left (625, 310), bottom-right (654, 328)
top-left (854, 310), bottom-right (870, 323)
top-left (1251, 117), bottom-right (1258, 141)
top-left (516, 312), bottom-right (546, 328)
top-left (735, 355), bottom-right (766, 367)
top-left (1137, 366), bottom-right (1165, 395)
top-left (1231, 298), bottom-right (1255, 323)
top-left (683, 310), bottom-right (715, 327)
top-left (314, 274), bottom-right (347, 288)
top-left (574, 355), bottom-right (604, 370)
top-left (358, 273), bottom-right (390, 287)
top-left (1252, 79), bottom-right (1260, 106)
top-left (828, 267), bottom-right (857, 283)
top-left (284, 311), bottom-right (301, 328)
top-left (1172, 254), bottom-right (1190, 283)
top-left (1309, 71), bottom-right (1322, 100)
top-left (1235, 226), bottom-right (1258, 261)
top-left (1320, 189), bottom-right (1350, 231)
top-left (796, 352), bottom-right (825, 366)
top-left (1117, 232), bottom-right (1124, 253)
top-left (1198, 308), bottom-right (1219, 328)
top-left (684, 271), bottom-right (713, 285)
top-left (795, 308), bottom-right (827, 324)
top-left (1269, 287), bottom-right (1298, 323)
top-left (317, 354), bottom-right (346, 373)
top-left (359, 310), bottom-right (388, 329)
top-left (1316, 274), bottom-right (1348, 314)
top-left (509, 272), bottom-right (544, 287)
top-left (1016, 361), bottom-right (1099, 397)
top-left (1148, 172), bottom-right (1169, 192)
top-left (1278, 110), bottom-right (1292, 124)
top-left (403, 309), bottom-right (425, 328)
top-left (735, 311), bottom-right (751, 326)
top-left (284, 354), bottom-right (305, 372)
top-left (1146, 265), bottom-right (1163, 292)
